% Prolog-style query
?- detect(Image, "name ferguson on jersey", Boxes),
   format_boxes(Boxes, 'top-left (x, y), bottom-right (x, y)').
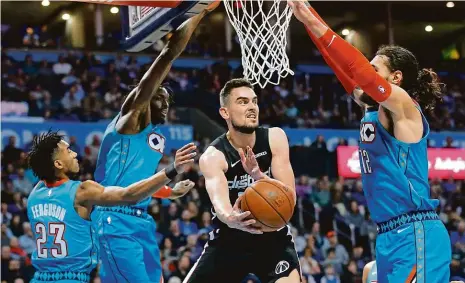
top-left (227, 168), bottom-right (271, 190)
top-left (31, 203), bottom-right (66, 221)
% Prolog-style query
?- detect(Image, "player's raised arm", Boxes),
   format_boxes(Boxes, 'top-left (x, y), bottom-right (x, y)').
top-left (76, 143), bottom-right (196, 207)
top-left (119, 2), bottom-right (220, 125)
top-left (288, 1), bottom-right (417, 118)
top-left (200, 146), bottom-right (262, 234)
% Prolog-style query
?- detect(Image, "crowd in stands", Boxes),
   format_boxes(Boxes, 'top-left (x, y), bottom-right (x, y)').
top-left (2, 50), bottom-right (465, 131)
top-left (2, 129), bottom-right (465, 282)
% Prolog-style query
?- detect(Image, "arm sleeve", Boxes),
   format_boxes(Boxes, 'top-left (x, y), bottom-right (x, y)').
top-left (318, 29), bottom-right (392, 102)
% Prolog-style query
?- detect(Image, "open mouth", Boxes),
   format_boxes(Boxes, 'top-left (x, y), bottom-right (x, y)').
top-left (246, 113), bottom-right (257, 119)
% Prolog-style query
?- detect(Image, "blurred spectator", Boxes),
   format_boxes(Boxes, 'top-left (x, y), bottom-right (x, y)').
top-left (18, 223), bottom-right (34, 256)
top-left (310, 222), bottom-right (328, 252)
top-left (167, 220), bottom-right (187, 250)
top-left (22, 27), bottom-right (39, 47)
top-left (22, 55), bottom-right (37, 75)
top-left (9, 216), bottom-right (24, 237)
top-left (451, 221), bottom-right (465, 254)
top-left (3, 136), bottom-right (22, 165)
top-left (12, 169), bottom-right (33, 196)
top-left (322, 231), bottom-right (349, 266)
top-left (9, 237), bottom-right (30, 265)
top-left (312, 177), bottom-right (331, 209)
top-left (7, 193), bottom-right (25, 215)
top-left (340, 260), bottom-right (359, 283)
top-left (322, 248), bottom-right (343, 275)
top-left (53, 55), bottom-right (72, 75)
top-left (39, 25), bottom-right (54, 47)
top-left (178, 210), bottom-right (198, 237)
top-left (170, 255), bottom-right (191, 281)
top-left (162, 237), bottom-right (177, 260)
top-left (320, 265), bottom-right (340, 283)
top-left (69, 136), bottom-right (81, 157)
top-left (1, 223), bottom-right (13, 246)
top-left (296, 175), bottom-right (312, 197)
top-left (300, 247), bottom-right (321, 276)
top-left (345, 201), bottom-right (364, 229)
top-left (2, 203), bottom-right (13, 226)
top-left (350, 179), bottom-right (366, 206)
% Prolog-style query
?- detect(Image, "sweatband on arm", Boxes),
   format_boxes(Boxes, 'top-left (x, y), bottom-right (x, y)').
top-left (165, 163), bottom-right (178, 180)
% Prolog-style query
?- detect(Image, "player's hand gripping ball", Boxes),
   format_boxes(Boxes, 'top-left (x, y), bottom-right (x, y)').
top-left (240, 179), bottom-right (295, 232)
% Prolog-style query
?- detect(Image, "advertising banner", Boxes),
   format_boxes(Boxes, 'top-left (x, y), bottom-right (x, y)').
top-left (337, 146), bottom-right (465, 179)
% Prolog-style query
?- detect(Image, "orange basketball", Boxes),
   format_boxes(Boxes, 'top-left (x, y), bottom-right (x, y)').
top-left (240, 179), bottom-right (295, 232)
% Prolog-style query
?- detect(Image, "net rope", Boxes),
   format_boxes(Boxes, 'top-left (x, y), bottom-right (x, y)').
top-left (224, 0), bottom-right (294, 88)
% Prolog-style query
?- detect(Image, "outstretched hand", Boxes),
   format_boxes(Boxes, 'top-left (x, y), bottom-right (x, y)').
top-left (174, 143), bottom-right (197, 174)
top-left (170, 179), bottom-right (195, 199)
top-left (287, 0), bottom-right (317, 26)
top-left (238, 146), bottom-right (264, 180)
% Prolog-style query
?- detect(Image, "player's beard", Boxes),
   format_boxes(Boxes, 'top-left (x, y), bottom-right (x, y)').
top-left (232, 120), bottom-right (257, 134)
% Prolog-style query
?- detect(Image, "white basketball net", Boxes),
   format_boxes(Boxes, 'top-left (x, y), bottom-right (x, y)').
top-left (224, 0), bottom-right (294, 88)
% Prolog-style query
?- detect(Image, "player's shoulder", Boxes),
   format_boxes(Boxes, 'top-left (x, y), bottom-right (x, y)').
top-left (200, 146), bottom-right (226, 162)
top-left (200, 146), bottom-right (227, 170)
top-left (363, 260), bottom-right (376, 273)
top-left (268, 127), bottom-right (289, 146)
top-left (268, 127), bottom-right (287, 137)
top-left (74, 180), bottom-right (102, 206)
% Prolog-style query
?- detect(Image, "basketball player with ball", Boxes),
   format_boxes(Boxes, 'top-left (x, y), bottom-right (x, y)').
top-left (183, 78), bottom-right (300, 283)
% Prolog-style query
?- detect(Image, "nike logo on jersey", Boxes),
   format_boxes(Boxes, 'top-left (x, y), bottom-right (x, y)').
top-left (231, 160), bottom-right (241, 167)
top-left (397, 226), bottom-right (411, 234)
top-left (231, 151), bottom-right (267, 167)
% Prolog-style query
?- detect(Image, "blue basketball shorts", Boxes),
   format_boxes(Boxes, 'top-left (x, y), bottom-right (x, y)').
top-left (93, 207), bottom-right (162, 283)
top-left (376, 212), bottom-right (451, 283)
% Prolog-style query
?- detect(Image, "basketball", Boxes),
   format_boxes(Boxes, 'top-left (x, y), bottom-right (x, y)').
top-left (240, 179), bottom-right (295, 232)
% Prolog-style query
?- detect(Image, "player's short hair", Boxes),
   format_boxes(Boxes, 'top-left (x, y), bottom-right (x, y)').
top-left (219, 78), bottom-right (254, 106)
top-left (28, 130), bottom-right (64, 182)
top-left (376, 45), bottom-right (444, 110)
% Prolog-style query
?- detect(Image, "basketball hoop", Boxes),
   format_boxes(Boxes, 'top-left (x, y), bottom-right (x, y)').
top-left (224, 0), bottom-right (294, 88)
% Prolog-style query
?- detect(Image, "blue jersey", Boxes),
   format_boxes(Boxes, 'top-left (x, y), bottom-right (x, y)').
top-left (358, 107), bottom-right (439, 223)
top-left (94, 114), bottom-right (164, 209)
top-left (27, 180), bottom-right (98, 274)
